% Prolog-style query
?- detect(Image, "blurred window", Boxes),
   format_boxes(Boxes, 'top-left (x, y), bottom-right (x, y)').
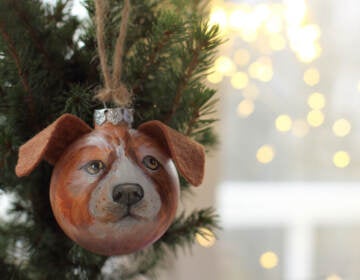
top-left (211, 1), bottom-right (360, 279)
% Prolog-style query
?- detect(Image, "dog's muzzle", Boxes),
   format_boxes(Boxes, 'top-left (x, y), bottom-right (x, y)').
top-left (112, 183), bottom-right (144, 206)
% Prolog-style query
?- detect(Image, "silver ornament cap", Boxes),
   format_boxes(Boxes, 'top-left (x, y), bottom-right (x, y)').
top-left (94, 107), bottom-right (134, 127)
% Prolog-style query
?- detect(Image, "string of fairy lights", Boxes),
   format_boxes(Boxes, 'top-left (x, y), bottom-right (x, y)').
top-left (207, 0), bottom-right (354, 170)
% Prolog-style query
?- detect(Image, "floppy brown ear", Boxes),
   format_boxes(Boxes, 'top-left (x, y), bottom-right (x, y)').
top-left (138, 120), bottom-right (205, 186)
top-left (15, 114), bottom-right (92, 177)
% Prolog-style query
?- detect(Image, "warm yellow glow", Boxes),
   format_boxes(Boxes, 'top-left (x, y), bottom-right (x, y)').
top-left (244, 10), bottom-right (264, 29)
top-left (241, 29), bottom-right (259, 43)
top-left (249, 57), bottom-right (273, 82)
top-left (237, 99), bottom-right (255, 118)
top-left (332, 119), bottom-right (351, 137)
top-left (269, 34), bottom-right (286, 51)
top-left (284, 0), bottom-right (307, 26)
top-left (236, 7), bottom-right (262, 43)
top-left (275, 115), bottom-right (292, 132)
top-left (237, 3), bottom-right (252, 14)
top-left (258, 68), bottom-right (273, 82)
top-left (288, 23), bottom-right (322, 63)
top-left (248, 62), bottom-right (259, 78)
top-left (242, 84), bottom-right (259, 100)
top-left (292, 119), bottom-right (309, 137)
top-left (207, 72), bottom-right (223, 84)
top-left (226, 2), bottom-right (322, 64)
top-left (307, 92), bottom-right (325, 110)
top-left (294, 41), bottom-right (322, 63)
top-left (256, 145), bottom-right (275, 164)
top-left (265, 15), bottom-right (283, 34)
top-left (254, 4), bottom-right (271, 22)
top-left (215, 56), bottom-right (235, 76)
top-left (196, 228), bottom-right (216, 248)
top-left (303, 67), bottom-right (320, 86)
top-left (231, 72), bottom-right (249, 89)
top-left (234, 49), bottom-right (251, 66)
top-left (209, 8), bottom-right (228, 29)
top-left (307, 110), bottom-right (324, 127)
top-left (326, 274), bottom-right (343, 280)
top-left (259, 251), bottom-right (279, 269)
top-left (229, 10), bottom-right (245, 29)
top-left (333, 151), bottom-right (350, 168)
top-left (271, 3), bottom-right (285, 17)
top-left (302, 24), bottom-right (321, 40)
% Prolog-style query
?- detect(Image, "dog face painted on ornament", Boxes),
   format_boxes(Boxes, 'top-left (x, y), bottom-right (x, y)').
top-left (15, 109), bottom-right (205, 256)
top-left (51, 122), bottom-right (179, 255)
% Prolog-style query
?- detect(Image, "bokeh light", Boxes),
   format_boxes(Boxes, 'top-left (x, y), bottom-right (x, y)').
top-left (202, 1), bottom-right (355, 278)
top-left (254, 3), bottom-right (271, 23)
top-left (207, 72), bottom-right (223, 84)
top-left (209, 7), bottom-right (227, 29)
top-left (295, 41), bottom-right (322, 63)
top-left (269, 33), bottom-right (286, 50)
top-left (284, 0), bottom-right (307, 26)
top-left (307, 110), bottom-right (325, 127)
top-left (229, 9), bottom-right (246, 30)
top-left (265, 15), bottom-right (283, 34)
top-left (288, 24), bottom-right (322, 63)
top-left (275, 114), bottom-right (292, 132)
top-left (231, 72), bottom-right (249, 89)
top-left (256, 145), bottom-right (275, 164)
top-left (237, 99), bottom-right (255, 118)
top-left (215, 56), bottom-right (235, 76)
top-left (248, 57), bottom-right (273, 82)
top-left (332, 119), bottom-right (351, 137)
top-left (307, 93), bottom-right (325, 110)
top-left (326, 274), bottom-right (343, 280)
top-left (303, 67), bottom-right (320, 86)
top-left (333, 151), bottom-right (350, 168)
top-left (259, 251), bottom-right (279, 269)
top-left (196, 228), bottom-right (216, 248)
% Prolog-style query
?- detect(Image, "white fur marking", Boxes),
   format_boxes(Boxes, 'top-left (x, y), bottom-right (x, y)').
top-left (89, 144), bottom-right (162, 235)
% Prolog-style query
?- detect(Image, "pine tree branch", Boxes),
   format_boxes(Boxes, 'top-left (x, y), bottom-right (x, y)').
top-left (10, 0), bottom-right (54, 71)
top-left (185, 106), bottom-right (200, 136)
top-left (156, 207), bottom-right (219, 260)
top-left (0, 20), bottom-right (36, 121)
top-left (0, 22), bottom-right (31, 93)
top-left (186, 91), bottom-right (218, 136)
top-left (132, 30), bottom-right (174, 95)
top-left (161, 208), bottom-right (219, 244)
top-left (164, 47), bottom-right (200, 124)
top-left (0, 1), bottom-right (221, 277)
top-left (122, 252), bottom-right (161, 280)
top-left (0, 85), bottom-right (5, 98)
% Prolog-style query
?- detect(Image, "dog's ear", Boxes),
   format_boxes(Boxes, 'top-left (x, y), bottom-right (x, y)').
top-left (138, 120), bottom-right (205, 186)
top-left (15, 114), bottom-right (92, 177)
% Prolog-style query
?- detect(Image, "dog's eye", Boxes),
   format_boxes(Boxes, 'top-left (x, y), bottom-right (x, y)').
top-left (83, 160), bottom-right (105, 175)
top-left (142, 156), bottom-right (160, 171)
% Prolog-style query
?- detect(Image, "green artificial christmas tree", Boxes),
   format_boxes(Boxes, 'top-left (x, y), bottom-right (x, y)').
top-left (0, 0), bottom-right (222, 278)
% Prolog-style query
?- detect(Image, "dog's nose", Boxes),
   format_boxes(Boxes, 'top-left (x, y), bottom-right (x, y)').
top-left (112, 183), bottom-right (144, 206)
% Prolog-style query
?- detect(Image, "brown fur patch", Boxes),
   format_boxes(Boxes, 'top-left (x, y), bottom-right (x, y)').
top-left (138, 120), bottom-right (205, 186)
top-left (15, 114), bottom-right (92, 177)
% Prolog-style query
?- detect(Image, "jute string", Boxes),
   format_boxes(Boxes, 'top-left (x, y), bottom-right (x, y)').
top-left (94, 0), bottom-right (132, 106)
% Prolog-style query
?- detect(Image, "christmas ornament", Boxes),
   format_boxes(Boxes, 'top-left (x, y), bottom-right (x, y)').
top-left (15, 109), bottom-right (204, 255)
top-left (14, 0), bottom-right (205, 256)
